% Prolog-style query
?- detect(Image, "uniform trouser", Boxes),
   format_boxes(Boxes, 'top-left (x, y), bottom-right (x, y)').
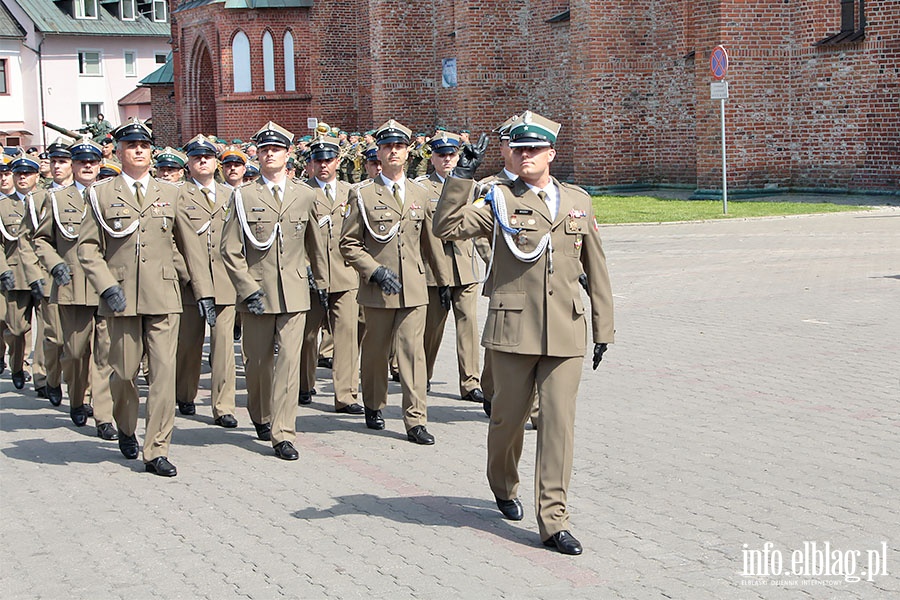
top-left (4, 290), bottom-right (34, 374)
top-left (107, 313), bottom-right (180, 462)
top-left (424, 283), bottom-right (481, 396)
top-left (0, 293), bottom-right (7, 361)
top-left (483, 349), bottom-right (540, 425)
top-left (300, 289), bottom-right (359, 409)
top-left (318, 329), bottom-right (333, 360)
top-left (33, 298), bottom-right (64, 389)
top-left (487, 352), bottom-right (583, 541)
top-left (58, 305), bottom-right (113, 425)
top-left (176, 304), bottom-right (237, 419)
top-left (242, 311), bottom-right (305, 446)
top-left (361, 305), bottom-right (427, 430)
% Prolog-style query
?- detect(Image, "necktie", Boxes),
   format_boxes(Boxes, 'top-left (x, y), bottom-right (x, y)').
top-left (201, 187), bottom-right (214, 210)
top-left (392, 183), bottom-right (402, 208)
top-left (538, 190), bottom-right (554, 220)
top-left (325, 184), bottom-right (334, 204)
top-left (272, 184), bottom-right (281, 204)
top-left (134, 181), bottom-right (144, 207)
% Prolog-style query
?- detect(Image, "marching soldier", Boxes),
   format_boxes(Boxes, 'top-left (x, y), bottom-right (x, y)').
top-left (220, 121), bottom-right (327, 461)
top-left (339, 120), bottom-right (446, 444)
top-left (31, 138), bottom-right (116, 438)
top-left (416, 131), bottom-right (484, 403)
top-left (433, 112), bottom-right (615, 555)
top-left (220, 146), bottom-right (248, 189)
top-left (77, 118), bottom-right (217, 477)
top-left (174, 135), bottom-right (239, 428)
top-left (0, 155), bottom-right (13, 374)
top-left (298, 136), bottom-right (364, 414)
top-left (20, 138), bottom-right (74, 405)
top-left (0, 156), bottom-right (44, 392)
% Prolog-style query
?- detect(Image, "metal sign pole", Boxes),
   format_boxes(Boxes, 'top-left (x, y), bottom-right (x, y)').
top-left (720, 97), bottom-right (728, 214)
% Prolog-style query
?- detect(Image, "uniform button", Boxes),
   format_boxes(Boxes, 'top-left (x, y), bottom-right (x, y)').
top-left (548, 290), bottom-right (553, 295)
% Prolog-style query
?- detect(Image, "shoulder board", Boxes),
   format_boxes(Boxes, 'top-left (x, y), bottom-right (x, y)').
top-left (293, 179), bottom-right (315, 191)
top-left (352, 180), bottom-right (374, 192)
top-left (413, 175), bottom-right (429, 183)
top-left (559, 181), bottom-right (590, 197)
top-left (92, 177), bottom-right (114, 189)
top-left (408, 178), bottom-right (429, 191)
top-left (239, 180), bottom-right (254, 188)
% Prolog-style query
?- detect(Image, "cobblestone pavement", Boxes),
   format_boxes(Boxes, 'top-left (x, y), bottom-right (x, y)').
top-left (2, 206), bottom-right (898, 599)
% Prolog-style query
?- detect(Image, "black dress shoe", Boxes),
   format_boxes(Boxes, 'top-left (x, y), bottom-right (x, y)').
top-left (543, 531), bottom-right (583, 556)
top-left (96, 423), bottom-right (119, 440)
top-left (483, 398), bottom-right (492, 418)
top-left (390, 369), bottom-right (400, 383)
top-left (335, 403), bottom-right (365, 415)
top-left (233, 323), bottom-right (242, 342)
top-left (11, 370), bottom-right (26, 390)
top-left (253, 421), bottom-right (272, 441)
top-left (47, 385), bottom-right (63, 406)
top-left (0, 359), bottom-right (5, 374)
top-left (145, 456), bottom-right (177, 477)
top-left (274, 440), bottom-right (299, 460)
top-left (177, 401), bottom-right (196, 416)
top-left (70, 405), bottom-right (88, 427)
top-left (406, 425), bottom-right (435, 445)
top-left (298, 390), bottom-right (313, 405)
top-left (84, 404), bottom-right (94, 417)
top-left (214, 414), bottom-right (238, 428)
top-left (118, 431), bottom-right (140, 459)
top-left (462, 388), bottom-right (485, 403)
top-left (426, 381), bottom-right (431, 392)
top-left (35, 385), bottom-right (47, 398)
top-left (495, 497), bottom-right (524, 521)
top-left (317, 357), bottom-right (333, 369)
top-left (364, 408), bottom-right (385, 430)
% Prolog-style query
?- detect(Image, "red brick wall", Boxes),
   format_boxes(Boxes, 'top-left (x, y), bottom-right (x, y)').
top-left (148, 84), bottom-right (177, 148)
top-left (167, 1), bottom-right (899, 193)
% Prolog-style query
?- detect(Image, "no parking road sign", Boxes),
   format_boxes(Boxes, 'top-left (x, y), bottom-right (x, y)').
top-left (710, 45), bottom-right (728, 80)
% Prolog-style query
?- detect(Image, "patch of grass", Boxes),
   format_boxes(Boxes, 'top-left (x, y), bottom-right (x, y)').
top-left (593, 195), bottom-right (867, 224)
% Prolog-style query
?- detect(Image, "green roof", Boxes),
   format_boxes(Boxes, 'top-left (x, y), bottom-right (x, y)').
top-left (140, 53), bottom-right (173, 85)
top-left (12, 0), bottom-right (170, 36)
top-left (175, 0), bottom-right (312, 12)
top-left (0, 3), bottom-right (26, 38)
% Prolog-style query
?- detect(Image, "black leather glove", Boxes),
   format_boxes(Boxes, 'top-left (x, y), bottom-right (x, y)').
top-left (197, 297), bottom-right (217, 327)
top-left (29, 279), bottom-right (45, 301)
top-left (306, 265), bottom-right (317, 291)
top-left (370, 266), bottom-right (402, 295)
top-left (438, 286), bottom-right (452, 311)
top-left (51, 263), bottom-right (72, 287)
top-left (452, 133), bottom-right (489, 179)
top-left (592, 343), bottom-right (608, 370)
top-left (0, 270), bottom-right (15, 292)
top-left (578, 273), bottom-right (588, 292)
top-left (245, 289), bottom-right (266, 315)
top-left (317, 289), bottom-right (330, 312)
top-left (101, 285), bottom-right (126, 313)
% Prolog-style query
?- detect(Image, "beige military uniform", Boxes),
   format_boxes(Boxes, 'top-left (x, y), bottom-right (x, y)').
top-left (31, 183), bottom-right (113, 424)
top-left (20, 190), bottom-right (65, 393)
top-left (77, 174), bottom-right (214, 462)
top-left (0, 192), bottom-right (37, 377)
top-left (417, 172), bottom-right (482, 396)
top-left (300, 178), bottom-right (360, 410)
top-left (339, 175), bottom-right (445, 430)
top-left (175, 180), bottom-right (238, 420)
top-left (434, 175), bottom-right (615, 540)
top-left (220, 176), bottom-right (326, 446)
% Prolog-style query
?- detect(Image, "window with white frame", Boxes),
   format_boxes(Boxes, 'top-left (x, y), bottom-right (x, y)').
top-left (232, 31), bottom-right (251, 93)
top-left (153, 0), bottom-right (167, 23)
top-left (0, 59), bottom-right (8, 95)
top-left (262, 31), bottom-right (275, 92)
top-left (120, 0), bottom-right (136, 20)
top-left (124, 51), bottom-right (137, 77)
top-left (75, 0), bottom-right (99, 19)
top-left (155, 52), bottom-right (168, 65)
top-left (283, 31), bottom-right (295, 92)
top-left (78, 51), bottom-right (102, 76)
top-left (81, 103), bottom-right (103, 124)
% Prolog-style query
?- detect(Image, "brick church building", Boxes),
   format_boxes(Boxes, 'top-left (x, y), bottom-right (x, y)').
top-left (165, 1), bottom-right (898, 194)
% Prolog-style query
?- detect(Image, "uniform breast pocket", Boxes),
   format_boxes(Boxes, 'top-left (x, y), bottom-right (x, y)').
top-left (252, 218), bottom-right (274, 242)
top-left (564, 217), bottom-right (587, 257)
top-left (59, 218), bottom-right (80, 236)
top-left (288, 216), bottom-right (308, 239)
top-left (102, 207), bottom-right (133, 232)
top-left (370, 212), bottom-right (396, 236)
top-left (485, 292), bottom-right (526, 347)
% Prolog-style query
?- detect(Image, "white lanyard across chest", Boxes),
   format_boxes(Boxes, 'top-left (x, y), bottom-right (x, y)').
top-left (233, 186), bottom-right (281, 252)
top-left (51, 189), bottom-right (87, 241)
